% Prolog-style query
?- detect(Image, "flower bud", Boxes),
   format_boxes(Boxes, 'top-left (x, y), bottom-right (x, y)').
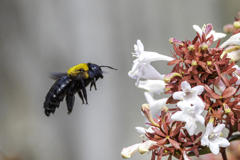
top-left (161, 106), bottom-right (168, 122)
top-left (187, 44), bottom-right (195, 51)
top-left (223, 24), bottom-right (234, 33)
top-left (207, 61), bottom-right (212, 66)
top-left (169, 38), bottom-right (184, 46)
top-left (191, 60), bottom-right (197, 66)
top-left (233, 21), bottom-right (240, 29)
top-left (163, 72), bottom-right (182, 83)
top-left (204, 23), bottom-right (213, 36)
top-left (223, 103), bottom-right (231, 113)
top-left (121, 143), bottom-right (140, 159)
top-left (138, 140), bottom-right (157, 154)
top-left (199, 43), bottom-right (208, 50)
top-left (209, 116), bottom-right (215, 123)
top-left (141, 104), bottom-right (160, 127)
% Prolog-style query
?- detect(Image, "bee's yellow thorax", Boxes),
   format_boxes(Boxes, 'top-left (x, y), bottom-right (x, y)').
top-left (67, 63), bottom-right (89, 78)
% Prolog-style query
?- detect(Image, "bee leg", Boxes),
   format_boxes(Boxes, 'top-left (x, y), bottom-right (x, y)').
top-left (90, 80), bottom-right (96, 91)
top-left (77, 91), bottom-right (85, 104)
top-left (80, 79), bottom-right (88, 104)
top-left (66, 94), bottom-right (75, 114)
top-left (90, 77), bottom-right (99, 91)
top-left (81, 87), bottom-right (88, 104)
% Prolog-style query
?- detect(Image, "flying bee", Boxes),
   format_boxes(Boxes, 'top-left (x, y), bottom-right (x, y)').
top-left (43, 63), bottom-right (116, 116)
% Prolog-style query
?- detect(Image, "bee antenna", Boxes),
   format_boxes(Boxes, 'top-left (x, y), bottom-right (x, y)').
top-left (100, 66), bottom-right (117, 70)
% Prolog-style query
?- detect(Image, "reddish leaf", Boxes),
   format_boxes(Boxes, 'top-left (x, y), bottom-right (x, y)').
top-left (184, 59), bottom-right (192, 64)
top-left (201, 73), bottom-right (209, 81)
top-left (213, 76), bottom-right (220, 86)
top-left (222, 86), bottom-right (237, 98)
top-left (167, 59), bottom-right (182, 65)
top-left (221, 75), bottom-right (230, 87)
top-left (204, 85), bottom-right (221, 99)
top-left (168, 138), bottom-right (180, 149)
top-left (152, 127), bottom-right (166, 137)
top-left (214, 63), bottom-right (221, 77)
top-left (222, 68), bottom-right (236, 75)
top-left (223, 62), bottom-right (235, 72)
top-left (170, 124), bottom-right (182, 137)
top-left (156, 138), bottom-right (167, 145)
top-left (162, 123), bottom-right (169, 135)
top-left (229, 77), bottom-right (238, 85)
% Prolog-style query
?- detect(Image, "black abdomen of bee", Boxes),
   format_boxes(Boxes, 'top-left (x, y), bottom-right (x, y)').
top-left (44, 76), bottom-right (72, 116)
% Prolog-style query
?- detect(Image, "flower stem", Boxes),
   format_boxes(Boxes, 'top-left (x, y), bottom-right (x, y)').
top-left (221, 148), bottom-right (227, 160)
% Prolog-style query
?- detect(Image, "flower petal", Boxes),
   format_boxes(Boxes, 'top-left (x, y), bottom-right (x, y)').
top-left (201, 135), bottom-right (209, 146)
top-left (121, 143), bottom-right (140, 158)
top-left (195, 114), bottom-right (205, 124)
top-left (209, 142), bottom-right (220, 155)
top-left (173, 91), bottom-right (184, 100)
top-left (218, 137), bottom-right (230, 148)
top-left (193, 25), bottom-right (203, 37)
top-left (138, 80), bottom-right (166, 95)
top-left (192, 85), bottom-right (204, 95)
top-left (213, 124), bottom-right (225, 133)
top-left (135, 127), bottom-right (146, 134)
top-left (139, 51), bottom-right (174, 63)
top-left (136, 39), bottom-right (144, 52)
top-left (181, 81), bottom-right (191, 92)
top-left (185, 120), bottom-right (197, 135)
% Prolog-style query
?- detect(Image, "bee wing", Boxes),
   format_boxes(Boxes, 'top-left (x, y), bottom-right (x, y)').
top-left (49, 72), bottom-right (67, 80)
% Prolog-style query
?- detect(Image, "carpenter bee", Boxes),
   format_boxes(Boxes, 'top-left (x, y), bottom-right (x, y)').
top-left (43, 63), bottom-right (116, 116)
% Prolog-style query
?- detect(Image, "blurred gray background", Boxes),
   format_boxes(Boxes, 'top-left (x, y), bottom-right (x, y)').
top-left (0, 0), bottom-right (239, 160)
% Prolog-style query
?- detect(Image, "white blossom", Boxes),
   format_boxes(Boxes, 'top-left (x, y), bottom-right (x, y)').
top-left (220, 32), bottom-right (240, 48)
top-left (193, 24), bottom-right (226, 41)
top-left (172, 81), bottom-right (205, 109)
top-left (144, 92), bottom-right (168, 125)
top-left (138, 80), bottom-right (166, 95)
top-left (171, 101), bottom-right (205, 135)
top-left (201, 123), bottom-right (230, 155)
top-left (128, 40), bottom-right (173, 86)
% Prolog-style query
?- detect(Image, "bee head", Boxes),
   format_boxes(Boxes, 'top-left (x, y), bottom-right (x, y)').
top-left (87, 63), bottom-right (103, 78)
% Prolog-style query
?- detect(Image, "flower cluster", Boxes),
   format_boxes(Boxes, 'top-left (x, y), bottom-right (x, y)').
top-left (122, 12), bottom-right (240, 160)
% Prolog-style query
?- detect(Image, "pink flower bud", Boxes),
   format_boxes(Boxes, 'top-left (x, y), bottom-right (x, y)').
top-left (169, 38), bottom-right (184, 46)
top-left (141, 104), bottom-right (160, 127)
top-left (204, 23), bottom-right (213, 35)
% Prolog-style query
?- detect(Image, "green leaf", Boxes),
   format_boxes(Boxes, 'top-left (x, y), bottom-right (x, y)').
top-left (228, 134), bottom-right (240, 142)
top-left (188, 147), bottom-right (211, 156)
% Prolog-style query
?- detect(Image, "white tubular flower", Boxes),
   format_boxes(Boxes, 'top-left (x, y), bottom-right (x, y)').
top-left (128, 63), bottom-right (164, 86)
top-left (222, 46), bottom-right (240, 62)
top-left (135, 126), bottom-right (154, 138)
top-left (201, 123), bottom-right (230, 155)
top-left (172, 81), bottom-right (205, 109)
top-left (171, 101), bottom-right (205, 135)
top-left (144, 92), bottom-right (168, 124)
top-left (220, 32), bottom-right (240, 48)
top-left (133, 39), bottom-right (174, 63)
top-left (138, 80), bottom-right (166, 95)
top-left (138, 140), bottom-right (157, 154)
top-left (193, 24), bottom-right (226, 41)
top-left (121, 143), bottom-right (140, 159)
top-left (129, 40), bottom-right (174, 86)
